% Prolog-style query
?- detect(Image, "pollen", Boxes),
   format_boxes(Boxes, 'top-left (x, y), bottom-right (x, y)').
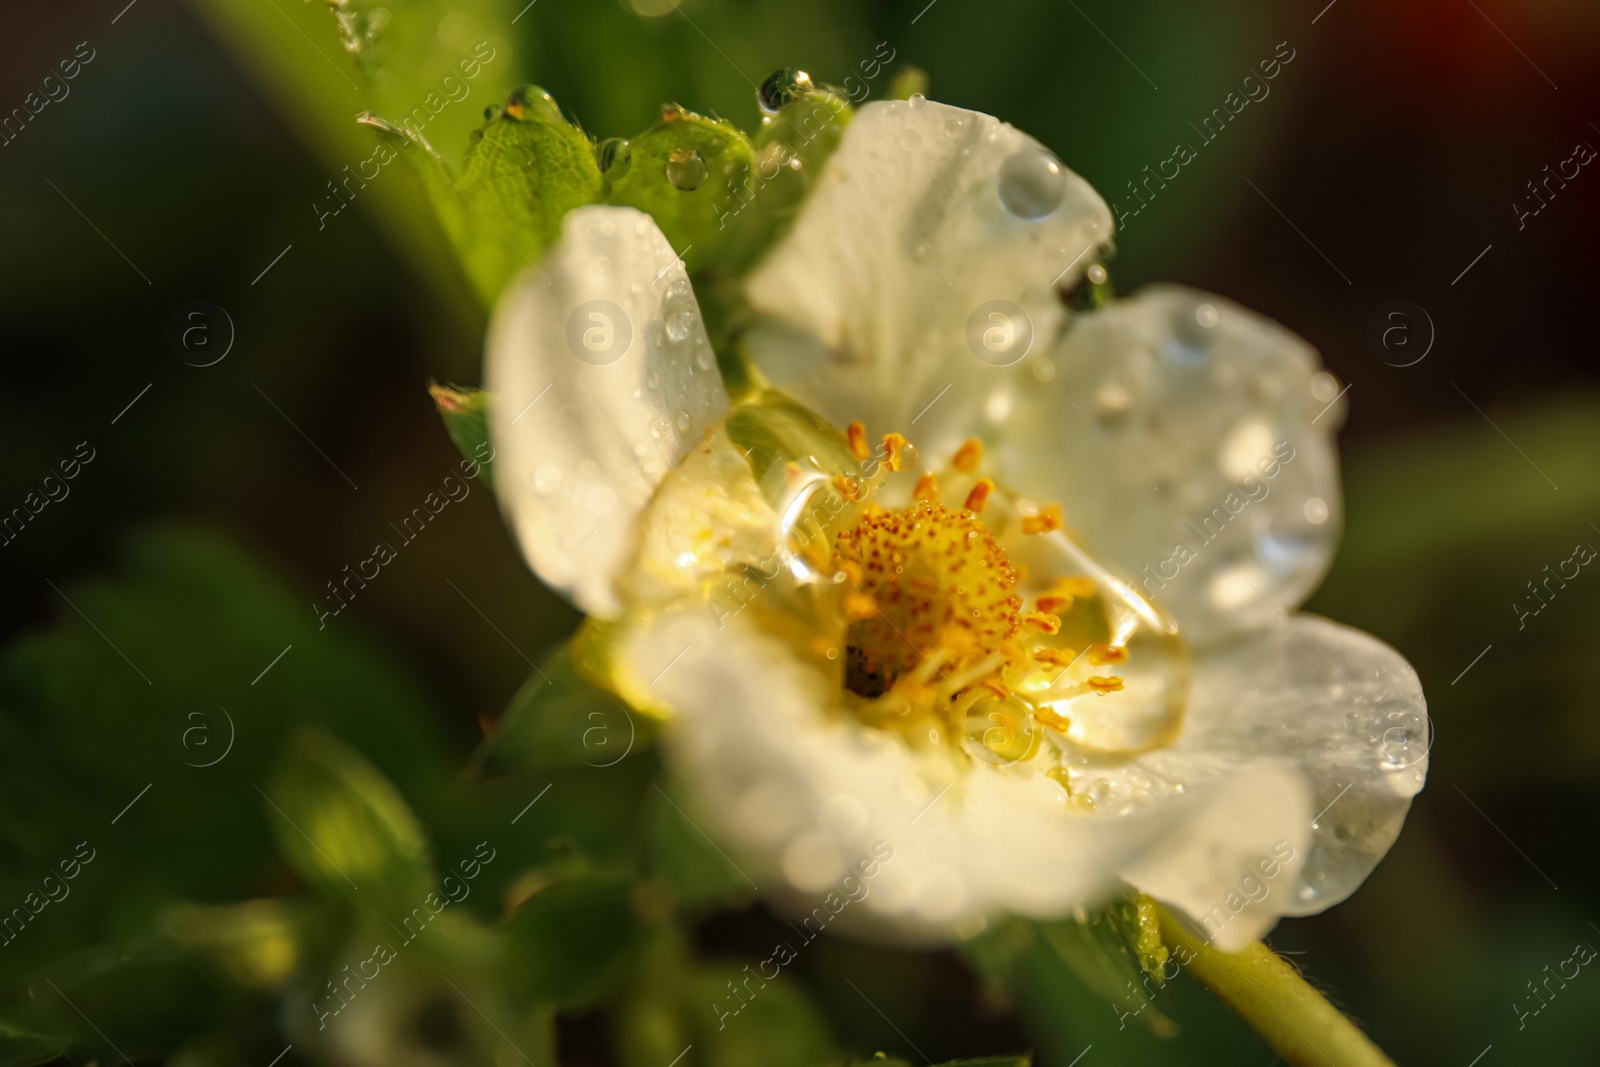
top-left (952, 438), bottom-right (983, 473)
top-left (833, 499), bottom-right (1021, 697)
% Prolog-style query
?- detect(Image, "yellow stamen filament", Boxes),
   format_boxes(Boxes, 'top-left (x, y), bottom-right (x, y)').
top-left (1023, 611), bottom-right (1061, 635)
top-left (943, 652), bottom-right (1008, 694)
top-left (1022, 504), bottom-right (1065, 535)
top-left (914, 471), bottom-right (939, 502)
top-left (982, 677), bottom-right (1010, 699)
top-left (953, 438), bottom-right (983, 473)
top-left (882, 433), bottom-right (909, 472)
top-left (847, 420), bottom-right (871, 461)
top-left (965, 478), bottom-right (995, 513)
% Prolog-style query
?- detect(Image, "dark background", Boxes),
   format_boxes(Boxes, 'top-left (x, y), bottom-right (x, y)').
top-left (3, 0), bottom-right (1599, 1063)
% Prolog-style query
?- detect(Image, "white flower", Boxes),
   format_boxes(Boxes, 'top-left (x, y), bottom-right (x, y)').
top-left (486, 97), bottom-right (1428, 950)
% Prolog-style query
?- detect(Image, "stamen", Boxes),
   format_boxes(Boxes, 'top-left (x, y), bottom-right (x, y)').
top-left (953, 438), bottom-right (983, 473)
top-left (1022, 504), bottom-right (1065, 535)
top-left (965, 478), bottom-right (995, 513)
top-left (1087, 675), bottom-right (1125, 693)
top-left (1023, 611), bottom-right (1061, 635)
top-left (944, 651), bottom-right (1007, 693)
top-left (914, 471), bottom-right (939, 502)
top-left (1088, 644), bottom-right (1128, 666)
top-left (833, 474), bottom-right (864, 502)
top-left (1055, 576), bottom-right (1098, 599)
top-left (882, 433), bottom-right (909, 472)
top-left (1031, 647), bottom-right (1081, 668)
top-left (1034, 593), bottom-right (1074, 615)
top-left (847, 420), bottom-right (871, 461)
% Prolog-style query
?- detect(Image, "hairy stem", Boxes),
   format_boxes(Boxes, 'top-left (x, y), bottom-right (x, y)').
top-left (1155, 905), bottom-right (1395, 1067)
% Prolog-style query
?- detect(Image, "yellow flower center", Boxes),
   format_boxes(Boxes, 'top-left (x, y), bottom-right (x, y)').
top-left (834, 500), bottom-right (1022, 697)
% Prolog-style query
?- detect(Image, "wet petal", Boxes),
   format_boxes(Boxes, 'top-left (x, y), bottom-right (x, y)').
top-left (744, 98), bottom-right (1111, 450)
top-left (1003, 285), bottom-right (1343, 645)
top-left (487, 205), bottom-right (728, 617)
top-left (1066, 614), bottom-right (1426, 923)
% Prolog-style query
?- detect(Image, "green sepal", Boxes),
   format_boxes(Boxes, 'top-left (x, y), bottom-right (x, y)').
top-left (471, 645), bottom-right (652, 778)
top-left (714, 89), bottom-right (853, 275)
top-left (888, 65), bottom-right (930, 100)
top-left (263, 728), bottom-right (435, 907)
top-left (366, 86), bottom-right (603, 307)
top-left (429, 383), bottom-right (496, 489)
top-left (605, 105), bottom-right (755, 275)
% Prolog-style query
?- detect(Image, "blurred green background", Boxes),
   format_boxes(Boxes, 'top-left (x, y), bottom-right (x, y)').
top-left (2, 0), bottom-right (1599, 1063)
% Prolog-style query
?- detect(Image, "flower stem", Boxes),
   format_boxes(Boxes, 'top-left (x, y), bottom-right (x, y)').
top-left (1154, 905), bottom-right (1395, 1067)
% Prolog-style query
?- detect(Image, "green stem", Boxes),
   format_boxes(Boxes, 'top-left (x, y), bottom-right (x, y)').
top-left (1154, 905), bottom-right (1395, 1067)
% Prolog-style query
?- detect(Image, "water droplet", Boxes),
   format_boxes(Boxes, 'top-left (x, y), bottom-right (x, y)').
top-left (998, 148), bottom-right (1066, 220)
top-left (1309, 370), bottom-right (1341, 404)
top-left (596, 137), bottom-right (631, 179)
top-left (533, 463), bottom-right (561, 494)
top-left (1195, 303), bottom-right (1220, 328)
top-left (675, 412), bottom-right (692, 431)
top-left (665, 308), bottom-right (693, 342)
top-left (1303, 497), bottom-right (1329, 525)
top-left (695, 348), bottom-right (715, 370)
top-left (1086, 263), bottom-right (1108, 285)
top-left (1030, 358), bottom-right (1056, 382)
top-left (666, 147), bottom-right (707, 191)
top-left (595, 256), bottom-right (610, 271)
top-left (908, 92), bottom-right (927, 110)
top-left (758, 68), bottom-right (814, 114)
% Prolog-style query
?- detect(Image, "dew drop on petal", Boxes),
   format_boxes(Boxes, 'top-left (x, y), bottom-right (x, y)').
top-left (1303, 497), bottom-right (1329, 524)
top-left (695, 348), bottom-right (715, 371)
top-left (666, 147), bottom-right (707, 190)
top-left (908, 92), bottom-right (927, 110)
top-left (998, 148), bottom-right (1067, 220)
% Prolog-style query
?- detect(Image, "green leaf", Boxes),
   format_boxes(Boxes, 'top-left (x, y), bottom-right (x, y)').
top-left (843, 1060), bottom-right (1030, 1067)
top-left (502, 874), bottom-right (640, 1007)
top-left (605, 106), bottom-right (755, 274)
top-left (429, 382), bottom-right (497, 489)
top-left (0, 1020), bottom-right (66, 1067)
top-left (264, 728), bottom-right (435, 906)
top-left (667, 961), bottom-right (834, 1067)
top-left (472, 646), bottom-right (651, 777)
top-left (646, 781), bottom-right (753, 906)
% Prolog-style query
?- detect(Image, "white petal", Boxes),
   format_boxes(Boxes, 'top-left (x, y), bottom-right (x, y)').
top-left (1120, 762), bottom-right (1310, 952)
top-left (487, 205), bottom-right (728, 618)
top-left (1071, 614), bottom-right (1427, 922)
top-left (1004, 285), bottom-right (1343, 645)
top-left (744, 98), bottom-right (1111, 451)
top-left (620, 608), bottom-right (1330, 945)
